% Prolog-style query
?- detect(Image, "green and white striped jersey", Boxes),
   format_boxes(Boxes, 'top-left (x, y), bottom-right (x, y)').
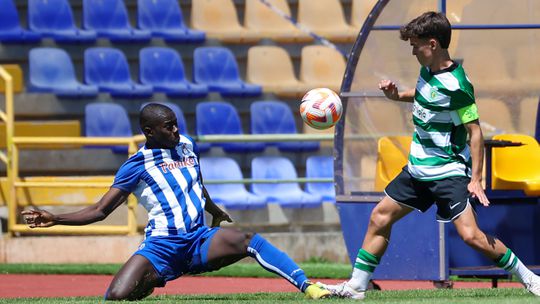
top-left (408, 62), bottom-right (477, 181)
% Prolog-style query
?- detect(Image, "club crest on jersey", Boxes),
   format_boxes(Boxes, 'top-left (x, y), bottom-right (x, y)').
top-left (159, 157), bottom-right (196, 173)
top-left (430, 87), bottom-right (438, 99)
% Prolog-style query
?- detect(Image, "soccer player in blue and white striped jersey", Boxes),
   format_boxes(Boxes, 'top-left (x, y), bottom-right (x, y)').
top-left (22, 103), bottom-right (330, 300)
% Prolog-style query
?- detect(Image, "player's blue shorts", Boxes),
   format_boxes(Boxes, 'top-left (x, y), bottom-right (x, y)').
top-left (134, 225), bottom-right (220, 285)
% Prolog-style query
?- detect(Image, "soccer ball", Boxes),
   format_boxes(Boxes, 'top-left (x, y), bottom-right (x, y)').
top-left (300, 88), bottom-right (343, 130)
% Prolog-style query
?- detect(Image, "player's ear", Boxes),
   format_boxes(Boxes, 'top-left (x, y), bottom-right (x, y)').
top-left (142, 126), bottom-right (153, 137)
top-left (430, 38), bottom-right (438, 50)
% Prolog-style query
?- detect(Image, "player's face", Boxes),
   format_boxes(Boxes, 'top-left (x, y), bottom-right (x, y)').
top-left (410, 37), bottom-right (434, 67)
top-left (151, 111), bottom-right (180, 149)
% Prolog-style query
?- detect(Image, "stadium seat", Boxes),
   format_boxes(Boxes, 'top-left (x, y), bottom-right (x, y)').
top-left (85, 103), bottom-right (133, 153)
top-left (477, 98), bottom-right (516, 135)
top-left (0, 0), bottom-right (41, 42)
top-left (297, 0), bottom-right (357, 42)
top-left (251, 156), bottom-right (323, 208)
top-left (519, 98), bottom-right (539, 137)
top-left (350, 0), bottom-right (377, 30)
top-left (492, 134), bottom-right (540, 196)
top-left (29, 48), bottom-right (98, 98)
top-left (250, 100), bottom-right (319, 152)
top-left (28, 0), bottom-right (96, 42)
top-left (306, 156), bottom-right (335, 202)
top-left (244, 0), bottom-right (312, 43)
top-left (137, 0), bottom-right (205, 43)
top-left (84, 47), bottom-right (153, 98)
top-left (139, 47), bottom-right (208, 98)
top-left (246, 46), bottom-right (309, 98)
top-left (200, 157), bottom-right (267, 210)
top-left (191, 0), bottom-right (260, 43)
top-left (83, 0), bottom-right (151, 42)
top-left (193, 47), bottom-right (262, 97)
top-left (300, 45), bottom-right (346, 93)
top-left (196, 101), bottom-right (265, 153)
top-left (374, 136), bottom-right (411, 191)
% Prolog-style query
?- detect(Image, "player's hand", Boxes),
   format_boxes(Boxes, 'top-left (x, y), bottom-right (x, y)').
top-left (211, 210), bottom-right (233, 227)
top-left (21, 209), bottom-right (56, 228)
top-left (378, 79), bottom-right (400, 101)
top-left (468, 180), bottom-right (490, 207)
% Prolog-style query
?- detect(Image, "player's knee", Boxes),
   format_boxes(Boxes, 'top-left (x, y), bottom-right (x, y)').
top-left (104, 286), bottom-right (130, 301)
top-left (223, 229), bottom-right (252, 253)
top-left (459, 228), bottom-right (482, 247)
top-left (369, 211), bottom-right (391, 231)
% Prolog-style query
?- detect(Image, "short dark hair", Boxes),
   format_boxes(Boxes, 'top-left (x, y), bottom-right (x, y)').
top-left (139, 103), bottom-right (173, 129)
top-left (400, 11), bottom-right (452, 49)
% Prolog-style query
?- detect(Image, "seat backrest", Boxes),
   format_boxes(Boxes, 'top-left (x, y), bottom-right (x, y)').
top-left (492, 134), bottom-right (540, 188)
top-left (477, 98), bottom-right (516, 134)
top-left (200, 156), bottom-right (247, 193)
top-left (196, 101), bottom-right (243, 135)
top-left (350, 0), bottom-right (378, 28)
top-left (193, 47), bottom-right (241, 84)
top-left (374, 136), bottom-right (411, 191)
top-left (191, 0), bottom-right (243, 31)
top-left (83, 0), bottom-right (131, 30)
top-left (247, 45), bottom-right (299, 85)
top-left (519, 98), bottom-right (539, 136)
top-left (251, 156), bottom-right (301, 193)
top-left (0, 0), bottom-right (22, 30)
top-left (140, 102), bottom-right (187, 134)
top-left (300, 45), bottom-right (346, 87)
top-left (250, 100), bottom-right (297, 134)
top-left (138, 0), bottom-right (185, 30)
top-left (244, 0), bottom-right (296, 30)
top-left (85, 103), bottom-right (132, 137)
top-left (139, 47), bottom-right (187, 85)
top-left (28, 0), bottom-right (77, 31)
top-left (29, 48), bottom-right (79, 88)
top-left (306, 155), bottom-right (334, 195)
top-left (298, 0), bottom-right (350, 30)
top-left (84, 48), bottom-right (132, 85)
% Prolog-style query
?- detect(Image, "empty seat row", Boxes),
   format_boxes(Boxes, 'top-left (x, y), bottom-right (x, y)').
top-left (0, 0), bottom-right (204, 43)
top-left (201, 155), bottom-right (335, 209)
top-left (85, 100), bottom-right (319, 154)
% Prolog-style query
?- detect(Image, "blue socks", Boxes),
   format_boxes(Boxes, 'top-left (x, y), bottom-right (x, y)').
top-left (247, 234), bottom-right (309, 292)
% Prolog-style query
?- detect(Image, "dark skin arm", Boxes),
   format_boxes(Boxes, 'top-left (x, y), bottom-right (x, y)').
top-left (21, 188), bottom-right (130, 228)
top-left (202, 185), bottom-right (233, 227)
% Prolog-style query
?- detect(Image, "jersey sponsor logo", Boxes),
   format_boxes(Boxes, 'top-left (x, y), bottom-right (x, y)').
top-left (412, 102), bottom-right (436, 123)
top-left (159, 157), bottom-right (197, 173)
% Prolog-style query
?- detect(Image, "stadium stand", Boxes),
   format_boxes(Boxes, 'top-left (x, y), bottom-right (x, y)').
top-left (305, 155), bottom-right (335, 202)
top-left (244, 0), bottom-right (312, 43)
top-left (193, 47), bottom-right (262, 97)
top-left (84, 47), bottom-right (153, 98)
top-left (297, 0), bottom-right (357, 42)
top-left (85, 102), bottom-right (133, 154)
top-left (246, 45), bottom-right (309, 98)
top-left (0, 120), bottom-right (80, 149)
top-left (196, 101), bottom-right (265, 153)
top-left (374, 136), bottom-right (411, 191)
top-left (0, 0), bottom-right (41, 43)
top-left (350, 0), bottom-right (377, 30)
top-left (515, 46), bottom-right (540, 93)
top-left (0, 64), bottom-right (24, 93)
top-left (477, 98), bottom-right (516, 135)
top-left (200, 157), bottom-right (267, 210)
top-left (28, 48), bottom-right (98, 98)
top-left (300, 45), bottom-right (346, 93)
top-left (491, 134), bottom-right (540, 196)
top-left (519, 97), bottom-right (539, 137)
top-left (191, 0), bottom-right (260, 43)
top-left (137, 0), bottom-right (205, 43)
top-left (28, 0), bottom-right (96, 42)
top-left (251, 156), bottom-right (323, 208)
top-left (250, 100), bottom-right (319, 152)
top-left (83, 0), bottom-right (151, 42)
top-left (139, 47), bottom-right (208, 98)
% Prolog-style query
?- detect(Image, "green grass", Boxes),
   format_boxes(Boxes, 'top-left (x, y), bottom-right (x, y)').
top-left (1, 288), bottom-right (538, 304)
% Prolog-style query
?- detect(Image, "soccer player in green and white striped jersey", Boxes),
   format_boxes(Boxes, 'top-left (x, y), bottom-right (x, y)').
top-left (318, 11), bottom-right (540, 300)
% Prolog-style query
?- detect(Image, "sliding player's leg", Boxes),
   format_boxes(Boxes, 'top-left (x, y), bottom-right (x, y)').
top-left (105, 254), bottom-right (162, 301)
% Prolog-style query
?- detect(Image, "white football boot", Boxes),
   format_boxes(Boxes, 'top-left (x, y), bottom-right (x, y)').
top-left (316, 281), bottom-right (366, 300)
top-left (523, 274), bottom-right (540, 296)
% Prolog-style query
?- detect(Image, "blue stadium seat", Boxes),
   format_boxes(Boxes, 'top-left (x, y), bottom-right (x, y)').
top-left (139, 47), bottom-right (208, 98)
top-left (28, 0), bottom-right (96, 42)
top-left (0, 0), bottom-right (41, 42)
top-left (83, 0), bottom-right (151, 42)
top-left (137, 0), bottom-right (205, 43)
top-left (250, 100), bottom-right (320, 152)
top-left (85, 102), bottom-right (132, 153)
top-left (306, 155), bottom-right (335, 202)
top-left (84, 47), bottom-right (153, 98)
top-left (200, 157), bottom-right (267, 210)
top-left (251, 156), bottom-right (323, 208)
top-left (196, 101), bottom-right (265, 153)
top-left (193, 47), bottom-right (262, 97)
top-left (29, 48), bottom-right (98, 98)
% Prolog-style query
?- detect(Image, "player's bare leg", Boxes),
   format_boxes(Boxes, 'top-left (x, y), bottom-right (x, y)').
top-left (105, 255), bottom-right (161, 301)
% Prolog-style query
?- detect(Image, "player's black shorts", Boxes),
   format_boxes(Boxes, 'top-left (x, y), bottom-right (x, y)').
top-left (384, 167), bottom-right (478, 222)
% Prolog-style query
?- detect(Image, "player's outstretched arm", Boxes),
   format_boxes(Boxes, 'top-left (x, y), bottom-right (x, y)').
top-left (22, 187), bottom-right (130, 228)
top-left (465, 120), bottom-right (490, 206)
top-left (378, 79), bottom-right (415, 103)
top-left (201, 186), bottom-right (233, 227)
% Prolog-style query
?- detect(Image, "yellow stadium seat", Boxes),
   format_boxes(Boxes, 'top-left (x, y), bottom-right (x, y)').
top-left (300, 45), bottom-right (346, 93)
top-left (519, 98), bottom-right (539, 136)
top-left (350, 0), bottom-right (377, 30)
top-left (244, 0), bottom-right (312, 43)
top-left (191, 0), bottom-right (260, 43)
top-left (297, 0), bottom-right (357, 42)
top-left (374, 136), bottom-right (411, 191)
top-left (246, 45), bottom-right (309, 98)
top-left (477, 98), bottom-right (516, 135)
top-left (0, 64), bottom-right (23, 93)
top-left (0, 120), bottom-right (80, 148)
top-left (492, 134), bottom-right (540, 196)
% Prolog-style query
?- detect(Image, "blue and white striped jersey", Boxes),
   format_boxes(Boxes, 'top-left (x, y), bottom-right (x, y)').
top-left (112, 135), bottom-right (206, 237)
